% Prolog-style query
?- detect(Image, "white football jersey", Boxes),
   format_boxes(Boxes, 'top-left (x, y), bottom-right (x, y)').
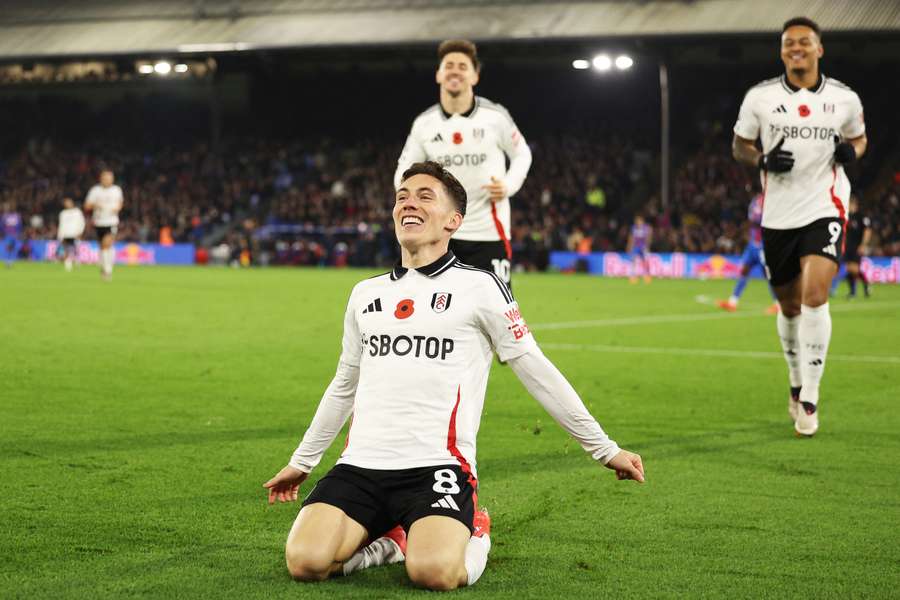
top-left (85, 184), bottom-right (123, 227)
top-left (331, 252), bottom-right (536, 475)
top-left (395, 97), bottom-right (533, 242)
top-left (57, 207), bottom-right (85, 239)
top-left (734, 74), bottom-right (865, 229)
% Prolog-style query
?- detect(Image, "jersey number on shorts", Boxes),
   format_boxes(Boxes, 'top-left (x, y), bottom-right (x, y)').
top-left (432, 468), bottom-right (460, 494)
top-left (828, 222), bottom-right (842, 244)
top-left (490, 258), bottom-right (511, 285)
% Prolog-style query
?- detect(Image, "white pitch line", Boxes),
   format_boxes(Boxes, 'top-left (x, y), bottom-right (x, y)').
top-left (530, 301), bottom-right (900, 331)
top-left (541, 342), bottom-right (900, 365)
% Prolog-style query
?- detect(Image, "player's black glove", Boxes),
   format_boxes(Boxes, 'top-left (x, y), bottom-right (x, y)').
top-left (833, 135), bottom-right (856, 165)
top-left (757, 138), bottom-right (794, 173)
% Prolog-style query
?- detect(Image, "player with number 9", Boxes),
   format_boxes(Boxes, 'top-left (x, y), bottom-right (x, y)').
top-left (731, 16), bottom-right (867, 436)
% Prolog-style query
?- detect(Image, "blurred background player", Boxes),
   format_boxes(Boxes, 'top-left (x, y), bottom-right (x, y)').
top-left (842, 195), bottom-right (871, 298)
top-left (395, 39), bottom-right (532, 292)
top-left (627, 214), bottom-right (652, 284)
top-left (57, 196), bottom-right (85, 272)
top-left (2, 202), bottom-right (22, 268)
top-left (732, 16), bottom-right (866, 436)
top-left (717, 193), bottom-right (780, 314)
top-left (84, 169), bottom-right (123, 281)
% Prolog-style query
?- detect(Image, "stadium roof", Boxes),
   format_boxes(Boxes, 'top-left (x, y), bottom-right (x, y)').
top-left (1, 0), bottom-right (898, 59)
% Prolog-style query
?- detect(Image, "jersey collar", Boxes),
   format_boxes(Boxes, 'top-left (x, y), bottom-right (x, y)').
top-left (440, 98), bottom-right (478, 120)
top-left (390, 251), bottom-right (458, 281)
top-left (781, 73), bottom-right (825, 94)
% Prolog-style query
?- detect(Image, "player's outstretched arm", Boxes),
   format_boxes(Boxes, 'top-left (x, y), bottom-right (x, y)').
top-left (507, 347), bottom-right (644, 483)
top-left (262, 360), bottom-right (359, 503)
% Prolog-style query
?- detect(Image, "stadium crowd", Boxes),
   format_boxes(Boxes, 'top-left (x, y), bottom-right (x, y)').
top-left (3, 133), bottom-right (898, 268)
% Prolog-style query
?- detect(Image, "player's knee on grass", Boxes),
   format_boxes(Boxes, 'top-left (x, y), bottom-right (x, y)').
top-left (405, 554), bottom-right (464, 591)
top-left (285, 542), bottom-right (333, 581)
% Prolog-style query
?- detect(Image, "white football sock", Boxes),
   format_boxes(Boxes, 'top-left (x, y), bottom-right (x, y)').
top-left (464, 534), bottom-right (491, 586)
top-left (776, 312), bottom-right (802, 388)
top-left (104, 248), bottom-right (115, 274)
top-left (341, 536), bottom-right (404, 576)
top-left (798, 303), bottom-right (832, 406)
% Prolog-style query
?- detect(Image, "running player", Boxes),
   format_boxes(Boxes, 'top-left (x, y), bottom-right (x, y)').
top-left (57, 197), bottom-right (85, 272)
top-left (842, 195), bottom-right (871, 298)
top-left (394, 39), bottom-right (532, 291)
top-left (627, 214), bottom-right (652, 284)
top-left (84, 169), bottom-right (123, 281)
top-left (2, 203), bottom-right (22, 268)
top-left (717, 193), bottom-right (780, 314)
top-left (264, 161), bottom-right (643, 591)
top-left (732, 16), bottom-right (866, 436)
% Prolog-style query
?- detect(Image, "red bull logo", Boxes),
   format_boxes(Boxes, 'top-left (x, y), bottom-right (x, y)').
top-left (117, 243), bottom-right (155, 265)
top-left (693, 255), bottom-right (743, 279)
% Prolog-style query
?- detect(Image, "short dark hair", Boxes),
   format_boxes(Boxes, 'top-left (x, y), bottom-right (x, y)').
top-left (437, 39), bottom-right (480, 73)
top-left (400, 161), bottom-right (467, 216)
top-left (783, 17), bottom-right (821, 38)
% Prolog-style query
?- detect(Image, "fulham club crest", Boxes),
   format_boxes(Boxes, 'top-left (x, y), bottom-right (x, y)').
top-left (431, 292), bottom-right (452, 313)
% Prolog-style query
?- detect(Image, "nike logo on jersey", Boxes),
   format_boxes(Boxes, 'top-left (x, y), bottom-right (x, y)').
top-left (430, 495), bottom-right (460, 511)
top-left (362, 298), bottom-right (383, 314)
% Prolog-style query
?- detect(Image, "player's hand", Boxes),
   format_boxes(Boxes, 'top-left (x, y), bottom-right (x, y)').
top-left (605, 449), bottom-right (645, 483)
top-left (833, 135), bottom-right (857, 165)
top-left (757, 138), bottom-right (794, 173)
top-left (263, 465), bottom-right (309, 504)
top-left (482, 177), bottom-right (507, 203)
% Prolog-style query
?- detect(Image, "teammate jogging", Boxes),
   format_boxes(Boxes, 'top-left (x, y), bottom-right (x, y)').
top-left (394, 40), bottom-right (532, 291)
top-left (732, 16), bottom-right (867, 436)
top-left (57, 197), bottom-right (85, 272)
top-left (84, 169), bottom-right (123, 281)
top-left (264, 161), bottom-right (643, 591)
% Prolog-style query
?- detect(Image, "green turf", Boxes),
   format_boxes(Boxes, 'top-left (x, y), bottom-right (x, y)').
top-left (2, 262), bottom-right (899, 599)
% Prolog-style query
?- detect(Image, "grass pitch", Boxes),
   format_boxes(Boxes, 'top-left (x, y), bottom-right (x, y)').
top-left (2, 262), bottom-right (899, 599)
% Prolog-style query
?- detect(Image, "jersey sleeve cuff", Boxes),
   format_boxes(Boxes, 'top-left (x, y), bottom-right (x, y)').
top-left (288, 457), bottom-right (314, 473)
top-left (592, 443), bottom-right (621, 465)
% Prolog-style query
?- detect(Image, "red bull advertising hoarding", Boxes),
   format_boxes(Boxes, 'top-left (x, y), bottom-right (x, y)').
top-left (31, 241), bottom-right (194, 265)
top-left (550, 251), bottom-right (900, 283)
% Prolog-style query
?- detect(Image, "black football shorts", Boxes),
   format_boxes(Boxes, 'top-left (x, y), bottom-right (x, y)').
top-left (302, 463), bottom-right (477, 538)
top-left (762, 217), bottom-right (844, 287)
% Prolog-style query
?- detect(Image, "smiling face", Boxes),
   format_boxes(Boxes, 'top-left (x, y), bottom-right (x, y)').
top-left (781, 25), bottom-right (823, 75)
top-left (393, 173), bottom-right (463, 251)
top-left (436, 51), bottom-right (479, 98)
